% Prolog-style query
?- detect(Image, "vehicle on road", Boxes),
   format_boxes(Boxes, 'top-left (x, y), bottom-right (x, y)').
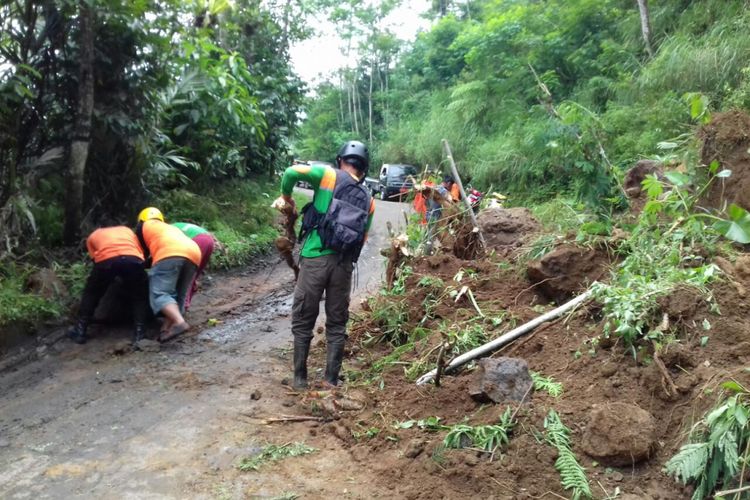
top-left (374, 164), bottom-right (418, 201)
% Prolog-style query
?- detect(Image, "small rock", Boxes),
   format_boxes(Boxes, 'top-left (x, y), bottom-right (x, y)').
top-left (611, 471), bottom-right (624, 482)
top-left (135, 339), bottom-right (160, 353)
top-left (464, 453), bottom-right (480, 467)
top-left (599, 364), bottom-right (618, 378)
top-left (403, 439), bottom-right (426, 459)
top-left (36, 345), bottom-right (48, 356)
top-left (250, 390), bottom-right (262, 400)
top-left (282, 399), bottom-right (295, 407)
top-left (0, 438), bottom-right (10, 448)
top-left (262, 325), bottom-right (273, 332)
top-left (469, 357), bottom-right (533, 403)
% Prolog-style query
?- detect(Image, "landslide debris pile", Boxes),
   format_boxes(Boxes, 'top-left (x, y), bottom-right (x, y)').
top-left (297, 118), bottom-right (750, 500)
top-left (289, 112), bottom-right (750, 499)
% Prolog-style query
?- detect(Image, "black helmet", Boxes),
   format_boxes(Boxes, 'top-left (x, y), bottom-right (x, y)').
top-left (337, 140), bottom-right (369, 173)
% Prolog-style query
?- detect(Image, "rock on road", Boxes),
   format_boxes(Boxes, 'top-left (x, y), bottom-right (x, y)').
top-left (0, 193), bottom-right (411, 499)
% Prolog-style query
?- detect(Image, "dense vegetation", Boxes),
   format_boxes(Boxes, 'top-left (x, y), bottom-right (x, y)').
top-left (296, 0), bottom-right (750, 206)
top-left (0, 0), bottom-right (308, 327)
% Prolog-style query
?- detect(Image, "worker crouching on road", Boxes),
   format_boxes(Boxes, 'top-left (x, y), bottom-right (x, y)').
top-left (68, 226), bottom-right (149, 345)
top-left (172, 222), bottom-right (218, 311)
top-left (278, 140), bottom-right (375, 389)
top-left (135, 208), bottom-right (201, 342)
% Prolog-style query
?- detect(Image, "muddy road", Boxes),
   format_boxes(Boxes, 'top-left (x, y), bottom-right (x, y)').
top-left (0, 194), bottom-right (411, 499)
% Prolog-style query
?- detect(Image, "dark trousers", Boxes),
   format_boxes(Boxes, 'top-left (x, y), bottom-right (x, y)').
top-left (79, 256), bottom-right (149, 325)
top-left (291, 254), bottom-right (353, 345)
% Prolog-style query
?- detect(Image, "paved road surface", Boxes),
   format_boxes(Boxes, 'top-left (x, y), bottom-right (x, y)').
top-left (0, 194), bottom-right (411, 499)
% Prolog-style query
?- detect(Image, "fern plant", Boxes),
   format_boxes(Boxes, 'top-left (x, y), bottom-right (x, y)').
top-left (443, 407), bottom-right (515, 453)
top-left (665, 381), bottom-right (750, 500)
top-left (531, 371), bottom-right (564, 398)
top-left (544, 410), bottom-right (592, 500)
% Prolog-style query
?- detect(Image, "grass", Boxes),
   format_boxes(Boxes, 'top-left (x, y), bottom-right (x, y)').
top-left (0, 270), bottom-right (61, 326)
top-left (160, 178), bottom-right (283, 269)
top-left (237, 442), bottom-right (316, 472)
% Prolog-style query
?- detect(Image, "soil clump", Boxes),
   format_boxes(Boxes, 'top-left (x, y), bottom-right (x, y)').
top-left (317, 239), bottom-right (750, 499)
top-left (526, 242), bottom-right (612, 302)
top-left (701, 110), bottom-right (750, 211)
top-left (477, 206), bottom-right (540, 255)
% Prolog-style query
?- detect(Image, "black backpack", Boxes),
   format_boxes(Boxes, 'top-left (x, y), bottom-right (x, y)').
top-left (299, 169), bottom-right (371, 262)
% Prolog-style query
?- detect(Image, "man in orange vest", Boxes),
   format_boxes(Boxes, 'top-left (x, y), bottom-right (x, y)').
top-left (68, 226), bottom-right (149, 345)
top-left (136, 207), bottom-right (201, 342)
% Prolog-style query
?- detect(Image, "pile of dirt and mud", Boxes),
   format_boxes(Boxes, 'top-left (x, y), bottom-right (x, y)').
top-left (298, 226), bottom-right (750, 499)
top-left (701, 109), bottom-right (750, 211)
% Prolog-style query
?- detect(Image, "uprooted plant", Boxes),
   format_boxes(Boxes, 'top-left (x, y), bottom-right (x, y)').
top-left (443, 407), bottom-right (516, 458)
top-left (237, 442), bottom-right (317, 472)
top-left (531, 371), bottom-right (564, 398)
top-left (592, 165), bottom-right (729, 359)
top-left (665, 379), bottom-right (750, 500)
top-left (544, 410), bottom-right (592, 500)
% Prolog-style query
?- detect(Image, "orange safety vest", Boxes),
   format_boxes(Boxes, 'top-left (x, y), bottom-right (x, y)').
top-left (86, 226), bottom-right (145, 264)
top-left (142, 220), bottom-right (201, 266)
top-left (414, 180), bottom-right (435, 225)
top-left (450, 183), bottom-right (460, 201)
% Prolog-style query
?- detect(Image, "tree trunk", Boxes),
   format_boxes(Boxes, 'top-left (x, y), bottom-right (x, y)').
top-left (63, 1), bottom-right (94, 245)
top-left (636, 0), bottom-right (654, 57)
top-left (368, 59), bottom-right (373, 144)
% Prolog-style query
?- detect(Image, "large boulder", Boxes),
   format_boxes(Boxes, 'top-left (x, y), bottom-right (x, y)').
top-left (581, 402), bottom-right (657, 466)
top-left (526, 243), bottom-right (610, 302)
top-left (477, 207), bottom-right (540, 251)
top-left (25, 268), bottom-right (68, 301)
top-left (468, 357), bottom-right (533, 403)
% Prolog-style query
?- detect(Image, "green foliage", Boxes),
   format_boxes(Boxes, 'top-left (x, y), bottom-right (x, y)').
top-left (159, 179), bottom-right (279, 269)
top-left (665, 381), bottom-right (750, 500)
top-left (443, 407), bottom-right (516, 453)
top-left (0, 267), bottom-right (61, 326)
top-left (544, 410), bottom-right (592, 500)
top-left (369, 297), bottom-right (410, 345)
top-left (393, 416), bottom-right (444, 432)
top-left (531, 372), bottom-right (563, 398)
top-left (298, 0), bottom-right (750, 210)
top-left (593, 165), bottom-right (727, 353)
top-left (53, 261), bottom-right (91, 300)
top-left (0, 0), bottom-right (302, 256)
top-left (444, 322), bottom-right (488, 354)
top-left (237, 442), bottom-right (316, 472)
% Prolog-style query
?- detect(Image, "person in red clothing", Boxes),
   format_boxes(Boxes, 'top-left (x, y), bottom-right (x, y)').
top-left (67, 226), bottom-right (149, 345)
top-left (172, 222), bottom-right (218, 311)
top-left (135, 207), bottom-right (201, 342)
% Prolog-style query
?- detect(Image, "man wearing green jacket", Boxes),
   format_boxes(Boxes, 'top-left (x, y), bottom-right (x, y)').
top-left (279, 140), bottom-right (375, 389)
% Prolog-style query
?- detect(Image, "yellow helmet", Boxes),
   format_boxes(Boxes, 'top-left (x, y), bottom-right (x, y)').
top-left (137, 207), bottom-right (164, 223)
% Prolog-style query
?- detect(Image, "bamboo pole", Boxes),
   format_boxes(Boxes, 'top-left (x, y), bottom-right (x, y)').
top-left (416, 288), bottom-right (594, 385)
top-left (442, 139), bottom-right (485, 247)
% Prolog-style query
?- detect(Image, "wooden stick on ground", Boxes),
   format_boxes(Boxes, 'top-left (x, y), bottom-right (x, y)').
top-left (442, 139), bottom-right (485, 248)
top-left (263, 415), bottom-right (325, 424)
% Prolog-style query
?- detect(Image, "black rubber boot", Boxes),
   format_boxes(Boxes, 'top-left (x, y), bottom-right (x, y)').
top-left (293, 340), bottom-right (311, 390)
top-left (324, 341), bottom-right (345, 387)
top-left (132, 323), bottom-right (146, 345)
top-left (67, 318), bottom-right (89, 344)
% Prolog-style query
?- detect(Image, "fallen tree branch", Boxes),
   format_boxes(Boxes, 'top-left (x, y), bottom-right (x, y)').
top-left (263, 415), bottom-right (326, 424)
top-left (416, 288), bottom-right (595, 385)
